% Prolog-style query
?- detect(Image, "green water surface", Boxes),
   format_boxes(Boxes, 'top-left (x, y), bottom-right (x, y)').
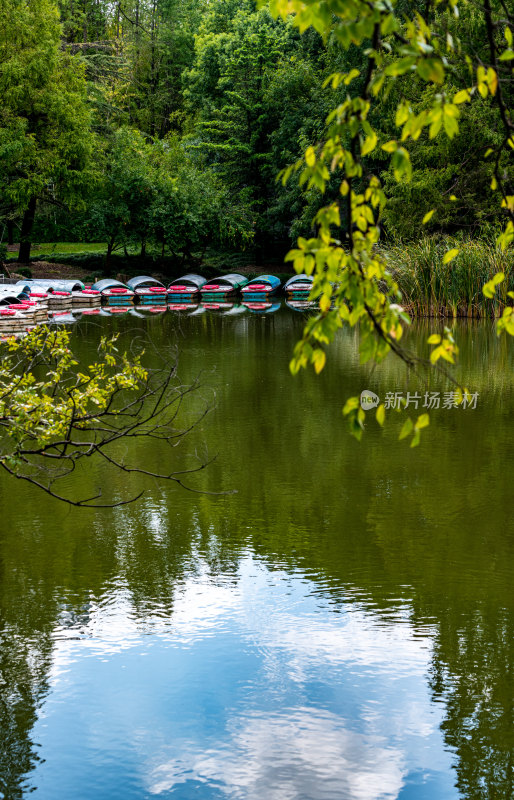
top-left (0, 307), bottom-right (513, 800)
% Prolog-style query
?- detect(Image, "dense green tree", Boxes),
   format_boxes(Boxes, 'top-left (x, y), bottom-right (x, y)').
top-left (377, 1), bottom-right (513, 240)
top-left (84, 127), bottom-right (157, 262)
top-left (184, 2), bottom-right (333, 252)
top-left (79, 127), bottom-right (250, 266)
top-left (57, 0), bottom-right (204, 138)
top-left (149, 135), bottom-right (253, 264)
top-left (0, 0), bottom-right (93, 262)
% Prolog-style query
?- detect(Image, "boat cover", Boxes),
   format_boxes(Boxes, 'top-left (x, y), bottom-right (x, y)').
top-left (202, 302), bottom-right (234, 311)
top-left (127, 275), bottom-right (165, 290)
top-left (284, 274), bottom-right (313, 291)
top-left (168, 303), bottom-right (199, 312)
top-left (169, 274), bottom-right (206, 289)
top-left (201, 273), bottom-right (248, 291)
top-left (18, 279), bottom-right (85, 292)
top-left (242, 275), bottom-right (281, 292)
top-left (92, 278), bottom-right (130, 292)
top-left (0, 285), bottom-right (31, 305)
top-left (48, 312), bottom-right (77, 324)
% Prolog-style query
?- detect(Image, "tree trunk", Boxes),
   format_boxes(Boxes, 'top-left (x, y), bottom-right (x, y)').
top-left (105, 236), bottom-right (115, 268)
top-left (7, 220), bottom-right (14, 246)
top-left (18, 197), bottom-right (37, 263)
top-left (83, 0), bottom-right (88, 42)
top-left (149, 0), bottom-right (157, 137)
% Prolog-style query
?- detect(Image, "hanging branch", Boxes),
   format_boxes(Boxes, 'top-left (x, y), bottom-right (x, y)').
top-left (0, 326), bottom-right (230, 507)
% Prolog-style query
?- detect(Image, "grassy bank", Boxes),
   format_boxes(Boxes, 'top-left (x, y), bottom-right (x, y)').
top-left (4, 243), bottom-right (293, 283)
top-left (5, 242), bottom-right (107, 260)
top-left (383, 238), bottom-right (514, 318)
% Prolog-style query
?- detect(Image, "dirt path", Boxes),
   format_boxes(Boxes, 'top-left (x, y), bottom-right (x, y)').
top-left (4, 261), bottom-right (94, 281)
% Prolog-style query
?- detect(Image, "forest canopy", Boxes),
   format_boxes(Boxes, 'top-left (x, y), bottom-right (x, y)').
top-left (0, 0), bottom-right (511, 265)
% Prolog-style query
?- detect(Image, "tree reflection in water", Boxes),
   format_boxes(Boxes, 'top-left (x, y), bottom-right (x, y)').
top-left (0, 312), bottom-right (513, 799)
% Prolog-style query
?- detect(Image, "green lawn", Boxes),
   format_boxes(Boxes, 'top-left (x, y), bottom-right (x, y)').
top-left (6, 242), bottom-right (107, 259)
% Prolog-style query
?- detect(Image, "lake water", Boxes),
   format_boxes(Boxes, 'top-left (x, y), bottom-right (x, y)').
top-left (1, 304), bottom-right (513, 800)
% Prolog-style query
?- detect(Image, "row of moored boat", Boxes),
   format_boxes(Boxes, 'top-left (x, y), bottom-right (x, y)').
top-left (0, 274), bottom-right (316, 333)
top-left (94, 273), bottom-right (313, 305)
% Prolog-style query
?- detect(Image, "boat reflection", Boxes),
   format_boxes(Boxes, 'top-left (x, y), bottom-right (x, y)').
top-left (243, 301), bottom-right (281, 314)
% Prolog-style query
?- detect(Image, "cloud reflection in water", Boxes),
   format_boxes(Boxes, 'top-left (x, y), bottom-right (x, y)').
top-left (34, 556), bottom-right (456, 800)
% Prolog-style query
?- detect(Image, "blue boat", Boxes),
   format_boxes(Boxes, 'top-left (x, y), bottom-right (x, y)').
top-left (168, 274), bottom-right (207, 300)
top-left (17, 278), bottom-right (85, 292)
top-left (201, 273), bottom-right (248, 299)
top-left (127, 276), bottom-right (167, 306)
top-left (284, 274), bottom-right (313, 298)
top-left (92, 279), bottom-right (135, 306)
top-left (0, 284), bottom-right (31, 305)
top-left (241, 275), bottom-right (281, 298)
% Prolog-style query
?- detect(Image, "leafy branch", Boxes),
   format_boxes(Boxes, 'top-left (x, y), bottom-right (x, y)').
top-left (0, 326), bottom-right (225, 506)
top-left (264, 0), bottom-right (514, 445)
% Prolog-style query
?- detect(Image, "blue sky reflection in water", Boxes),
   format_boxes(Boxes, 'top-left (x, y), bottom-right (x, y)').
top-left (2, 307), bottom-right (513, 800)
top-left (33, 555), bottom-right (455, 800)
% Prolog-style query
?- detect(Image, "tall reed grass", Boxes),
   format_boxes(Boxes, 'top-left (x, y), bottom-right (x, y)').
top-left (382, 238), bottom-right (514, 318)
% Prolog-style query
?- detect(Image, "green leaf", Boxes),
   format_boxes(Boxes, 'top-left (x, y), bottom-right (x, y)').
top-left (422, 209), bottom-right (435, 224)
top-left (417, 58), bottom-right (445, 84)
top-left (427, 333), bottom-right (441, 344)
top-left (415, 413), bottom-right (430, 430)
top-left (376, 404), bottom-right (385, 427)
top-left (312, 348), bottom-right (326, 374)
top-left (386, 57), bottom-right (416, 76)
top-left (483, 272), bottom-right (505, 298)
top-left (443, 248), bottom-right (459, 265)
top-left (429, 110), bottom-right (443, 139)
top-left (305, 146), bottom-right (316, 167)
top-left (430, 345), bottom-right (443, 364)
top-left (443, 112), bottom-right (459, 139)
top-left (319, 293), bottom-right (331, 313)
top-left (410, 429), bottom-right (421, 448)
top-left (289, 358), bottom-right (300, 375)
top-left (396, 103), bottom-right (410, 127)
top-left (361, 131), bottom-right (378, 156)
top-left (344, 68), bottom-right (360, 84)
top-left (392, 147), bottom-right (412, 182)
top-left (453, 89), bottom-right (470, 104)
top-left (399, 417), bottom-right (413, 440)
top-left (342, 396), bottom-right (359, 416)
